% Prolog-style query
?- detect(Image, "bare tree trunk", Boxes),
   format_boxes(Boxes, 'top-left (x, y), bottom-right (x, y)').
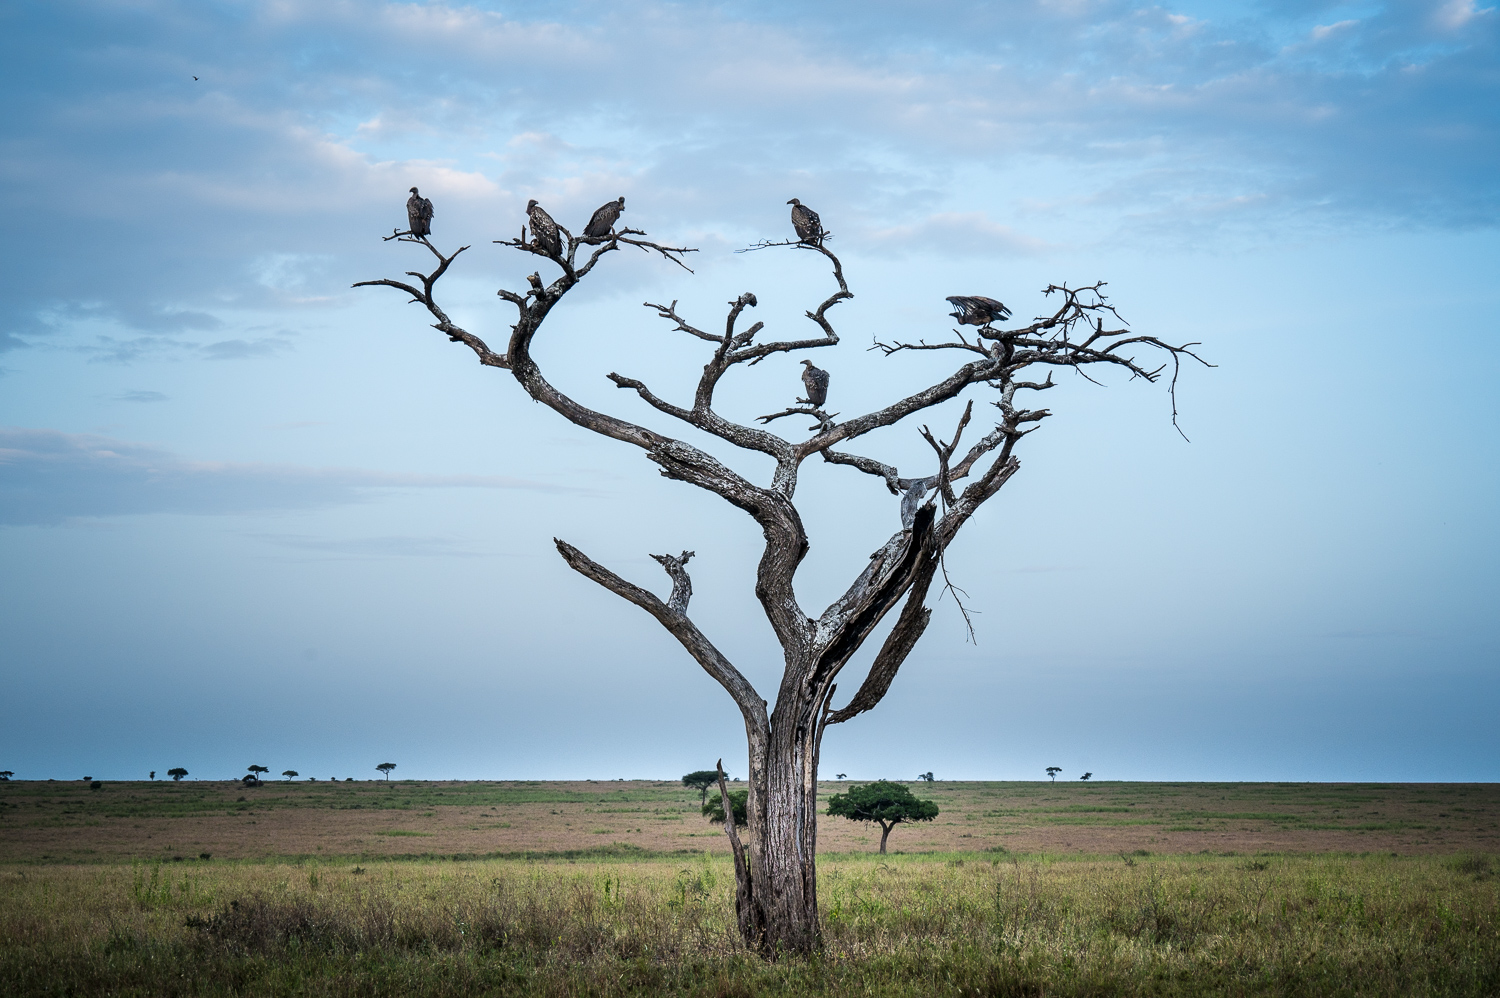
top-left (742, 691), bottom-right (825, 954)
top-left (878, 819), bottom-right (893, 855)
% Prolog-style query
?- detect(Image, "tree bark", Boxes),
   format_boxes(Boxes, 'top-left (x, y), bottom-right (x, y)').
top-left (878, 819), bottom-right (894, 855)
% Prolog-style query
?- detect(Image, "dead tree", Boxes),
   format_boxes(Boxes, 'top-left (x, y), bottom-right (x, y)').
top-left (355, 205), bottom-right (1206, 957)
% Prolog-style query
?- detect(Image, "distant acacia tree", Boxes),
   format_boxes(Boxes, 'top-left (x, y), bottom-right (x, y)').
top-left (376, 763), bottom-right (396, 780)
top-left (0, 771), bottom-right (13, 781)
top-left (148, 771), bottom-right (155, 780)
top-left (917, 771), bottom-right (935, 782)
top-left (282, 770), bottom-right (298, 781)
top-left (167, 768), bottom-right (188, 781)
top-left (683, 769), bottom-right (721, 805)
top-left (358, 189), bottom-right (1203, 956)
top-left (826, 781), bottom-right (939, 854)
top-left (835, 773), bottom-right (847, 780)
top-left (1046, 767), bottom-right (1061, 782)
top-left (248, 765), bottom-right (269, 781)
top-left (1080, 772), bottom-right (1092, 780)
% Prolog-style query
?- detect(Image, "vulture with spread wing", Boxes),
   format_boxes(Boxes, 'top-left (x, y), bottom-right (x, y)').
top-left (584, 197), bottom-right (625, 237)
top-left (946, 295), bottom-right (1011, 326)
top-left (787, 198), bottom-right (823, 245)
top-left (526, 199), bottom-right (563, 256)
top-left (406, 187), bottom-right (433, 237)
top-left (799, 358), bottom-right (830, 408)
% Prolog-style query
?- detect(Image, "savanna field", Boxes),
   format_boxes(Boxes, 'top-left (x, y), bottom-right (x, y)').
top-left (2, 779), bottom-right (1497, 996)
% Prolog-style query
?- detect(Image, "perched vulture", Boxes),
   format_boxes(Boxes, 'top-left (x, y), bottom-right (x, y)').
top-left (584, 196), bottom-right (625, 237)
top-left (946, 295), bottom-right (1012, 326)
top-left (800, 358), bottom-right (830, 408)
top-left (526, 199), bottom-right (563, 256)
top-left (787, 198), bottom-right (823, 245)
top-left (406, 187), bottom-right (434, 237)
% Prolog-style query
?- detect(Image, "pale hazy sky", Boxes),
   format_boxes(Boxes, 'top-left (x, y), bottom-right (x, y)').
top-left (1, 0), bottom-right (1496, 784)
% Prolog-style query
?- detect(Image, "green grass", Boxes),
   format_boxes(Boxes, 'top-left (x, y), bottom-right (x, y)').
top-left (1, 851), bottom-right (1496, 996)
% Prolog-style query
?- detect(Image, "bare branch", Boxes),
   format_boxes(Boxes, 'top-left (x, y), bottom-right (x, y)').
top-left (352, 241), bottom-right (508, 369)
top-left (715, 759), bottom-right (760, 945)
top-left (735, 236), bottom-right (834, 253)
top-left (650, 549), bottom-right (696, 613)
top-left (644, 299), bottom-right (720, 343)
top-left (756, 405), bottom-right (838, 432)
top-left (869, 336), bottom-right (989, 357)
top-left (820, 450), bottom-right (901, 495)
top-left (554, 539), bottom-right (765, 726)
top-left (816, 504), bottom-right (941, 715)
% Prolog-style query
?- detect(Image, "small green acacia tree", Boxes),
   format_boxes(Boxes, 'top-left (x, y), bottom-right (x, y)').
top-left (167, 768), bottom-right (188, 781)
top-left (683, 770), bottom-right (721, 805)
top-left (826, 780), bottom-right (938, 854)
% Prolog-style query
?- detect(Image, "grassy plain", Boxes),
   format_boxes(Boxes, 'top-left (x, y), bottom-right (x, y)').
top-left (3, 778), bottom-right (1497, 864)
top-left (2, 780), bottom-right (1497, 996)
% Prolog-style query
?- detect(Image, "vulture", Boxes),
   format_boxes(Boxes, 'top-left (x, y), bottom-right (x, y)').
top-left (799, 358), bottom-right (830, 408)
top-left (787, 198), bottom-right (823, 245)
top-left (406, 187), bottom-right (434, 237)
top-left (946, 295), bottom-right (1012, 326)
top-left (526, 199), bottom-right (563, 256)
top-left (584, 196), bottom-right (625, 237)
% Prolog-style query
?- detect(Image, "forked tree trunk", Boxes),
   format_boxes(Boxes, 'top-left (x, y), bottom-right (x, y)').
top-left (878, 819), bottom-right (894, 855)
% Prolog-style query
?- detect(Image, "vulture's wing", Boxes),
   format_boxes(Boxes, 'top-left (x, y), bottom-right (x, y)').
top-left (972, 295), bottom-right (1011, 320)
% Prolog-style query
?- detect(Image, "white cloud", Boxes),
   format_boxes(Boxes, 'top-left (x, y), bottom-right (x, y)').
top-left (0, 427), bottom-right (587, 526)
top-left (864, 212), bottom-right (1052, 257)
top-left (1435, 0), bottom-right (1493, 30)
top-left (1310, 19), bottom-right (1359, 41)
top-left (1, 0), bottom-right (1495, 354)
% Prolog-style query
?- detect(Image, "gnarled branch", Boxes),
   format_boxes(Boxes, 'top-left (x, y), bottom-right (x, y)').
top-left (554, 539), bottom-right (764, 728)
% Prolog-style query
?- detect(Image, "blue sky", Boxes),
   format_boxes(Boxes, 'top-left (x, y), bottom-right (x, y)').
top-left (1, 0), bottom-right (1496, 784)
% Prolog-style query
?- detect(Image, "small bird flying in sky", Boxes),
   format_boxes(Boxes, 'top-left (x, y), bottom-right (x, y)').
top-left (787, 198), bottom-right (823, 245)
top-left (799, 358), bottom-right (830, 408)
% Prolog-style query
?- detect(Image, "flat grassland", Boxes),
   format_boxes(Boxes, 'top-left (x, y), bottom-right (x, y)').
top-left (4, 779), bottom-right (1497, 863)
top-left (2, 781), bottom-right (1497, 996)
